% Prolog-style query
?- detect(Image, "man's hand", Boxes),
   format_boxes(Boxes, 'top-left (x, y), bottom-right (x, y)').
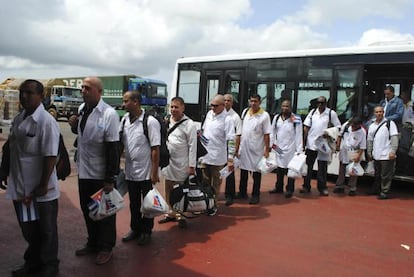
top-left (103, 181), bottom-right (114, 192)
top-left (0, 176), bottom-right (7, 190)
top-left (33, 184), bottom-right (49, 197)
top-left (389, 152), bottom-right (397, 160)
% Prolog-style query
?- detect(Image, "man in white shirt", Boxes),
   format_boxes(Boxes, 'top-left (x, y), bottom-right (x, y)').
top-left (269, 99), bottom-right (303, 198)
top-left (201, 94), bottom-right (235, 215)
top-left (401, 91), bottom-right (414, 126)
top-left (120, 91), bottom-right (160, 245)
top-left (68, 77), bottom-right (120, 265)
top-left (159, 96), bottom-right (197, 225)
top-left (302, 96), bottom-right (341, 196)
top-left (1, 79), bottom-right (60, 277)
top-left (238, 94), bottom-right (272, 204)
top-left (223, 94), bottom-right (242, 206)
top-left (367, 106), bottom-right (399, 199)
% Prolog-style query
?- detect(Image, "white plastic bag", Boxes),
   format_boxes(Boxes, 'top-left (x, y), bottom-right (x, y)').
top-left (116, 169), bottom-right (128, 197)
top-left (88, 188), bottom-right (125, 221)
top-left (141, 186), bottom-right (169, 217)
top-left (287, 168), bottom-right (302, 179)
top-left (256, 152), bottom-right (277, 174)
top-left (219, 166), bottom-right (232, 178)
top-left (288, 153), bottom-right (307, 173)
top-left (365, 161), bottom-right (375, 175)
top-left (346, 162), bottom-right (364, 176)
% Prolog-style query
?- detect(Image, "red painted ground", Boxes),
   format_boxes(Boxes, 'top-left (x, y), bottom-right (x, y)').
top-left (1, 123), bottom-right (414, 276)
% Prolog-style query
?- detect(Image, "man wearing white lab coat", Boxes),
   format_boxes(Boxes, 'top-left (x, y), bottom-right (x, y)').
top-left (269, 100), bottom-right (303, 198)
top-left (238, 94), bottom-right (272, 204)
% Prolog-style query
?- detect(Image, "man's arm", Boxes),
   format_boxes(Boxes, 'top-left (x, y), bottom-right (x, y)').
top-left (150, 146), bottom-right (160, 184)
top-left (33, 156), bottom-right (57, 197)
top-left (104, 141), bottom-right (120, 191)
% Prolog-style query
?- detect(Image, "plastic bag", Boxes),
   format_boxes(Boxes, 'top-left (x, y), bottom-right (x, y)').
top-left (346, 162), bottom-right (364, 177)
top-left (288, 153), bottom-right (307, 173)
top-left (141, 186), bottom-right (169, 218)
top-left (365, 161), bottom-right (375, 175)
top-left (219, 166), bottom-right (232, 178)
top-left (88, 188), bottom-right (125, 221)
top-left (287, 168), bottom-right (302, 179)
top-left (116, 169), bottom-right (128, 197)
top-left (256, 152), bottom-right (277, 175)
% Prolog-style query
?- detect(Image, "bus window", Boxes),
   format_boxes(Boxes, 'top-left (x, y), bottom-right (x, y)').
top-left (178, 70), bottom-right (200, 104)
top-left (207, 78), bottom-right (219, 104)
top-left (297, 88), bottom-right (330, 119)
top-left (386, 83), bottom-right (401, 96)
top-left (257, 83), bottom-right (267, 110)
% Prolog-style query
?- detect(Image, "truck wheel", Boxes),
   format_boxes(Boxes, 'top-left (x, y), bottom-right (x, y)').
top-left (48, 108), bottom-right (58, 119)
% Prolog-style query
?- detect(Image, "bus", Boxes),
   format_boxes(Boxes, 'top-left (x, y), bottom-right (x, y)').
top-left (170, 43), bottom-right (414, 181)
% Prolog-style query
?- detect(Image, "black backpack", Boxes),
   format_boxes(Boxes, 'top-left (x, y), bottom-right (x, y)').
top-left (56, 134), bottom-right (71, 180)
top-left (143, 108), bottom-right (169, 169)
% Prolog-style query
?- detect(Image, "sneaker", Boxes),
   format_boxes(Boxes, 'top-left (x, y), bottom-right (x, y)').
top-left (320, 189), bottom-right (329, 196)
top-left (95, 251), bottom-right (112, 265)
top-left (224, 197), bottom-right (234, 206)
top-left (122, 230), bottom-right (139, 242)
top-left (348, 190), bottom-right (356, 196)
top-left (137, 233), bottom-right (151, 246)
top-left (377, 192), bottom-right (388, 200)
top-left (333, 187), bottom-right (345, 194)
top-left (207, 207), bottom-right (218, 216)
top-left (249, 196), bottom-right (260, 205)
top-left (269, 188), bottom-right (283, 194)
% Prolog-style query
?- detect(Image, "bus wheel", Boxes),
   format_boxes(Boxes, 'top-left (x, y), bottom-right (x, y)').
top-left (48, 108), bottom-right (58, 119)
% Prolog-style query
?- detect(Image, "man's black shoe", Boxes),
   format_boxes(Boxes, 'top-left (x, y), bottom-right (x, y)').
top-left (234, 192), bottom-right (248, 199)
top-left (269, 188), bottom-right (283, 194)
top-left (225, 197), bottom-right (234, 206)
top-left (75, 245), bottom-right (97, 256)
top-left (285, 191), bottom-right (293, 198)
top-left (12, 264), bottom-right (41, 277)
top-left (333, 187), bottom-right (345, 194)
top-left (378, 193), bottom-right (388, 200)
top-left (348, 190), bottom-right (356, 196)
top-left (299, 187), bottom-right (311, 193)
top-left (122, 230), bottom-right (139, 242)
top-left (320, 189), bottom-right (329, 196)
top-left (249, 196), bottom-right (260, 205)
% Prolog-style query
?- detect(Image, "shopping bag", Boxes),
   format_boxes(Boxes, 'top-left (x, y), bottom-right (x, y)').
top-left (256, 152), bottom-right (277, 174)
top-left (287, 168), bottom-right (302, 179)
top-left (88, 188), bottom-right (125, 221)
top-left (116, 169), bottom-right (128, 197)
top-left (288, 153), bottom-right (307, 173)
top-left (365, 161), bottom-right (375, 175)
top-left (141, 186), bottom-right (169, 217)
top-left (346, 162), bottom-right (364, 177)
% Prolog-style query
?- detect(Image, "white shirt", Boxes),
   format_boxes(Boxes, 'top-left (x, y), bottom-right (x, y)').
top-left (368, 119), bottom-right (398, 160)
top-left (121, 110), bottom-right (161, 181)
top-left (226, 108), bottom-right (242, 136)
top-left (271, 113), bottom-right (303, 168)
top-left (77, 99), bottom-right (120, 179)
top-left (162, 115), bottom-right (197, 182)
top-left (202, 109), bottom-right (235, 165)
top-left (304, 108), bottom-right (341, 151)
top-left (7, 104), bottom-right (60, 201)
top-left (338, 123), bottom-right (367, 164)
top-left (403, 100), bottom-right (414, 125)
top-left (239, 108), bottom-right (272, 171)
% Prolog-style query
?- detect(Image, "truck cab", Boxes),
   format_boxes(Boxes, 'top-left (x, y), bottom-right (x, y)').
top-left (44, 85), bottom-right (82, 119)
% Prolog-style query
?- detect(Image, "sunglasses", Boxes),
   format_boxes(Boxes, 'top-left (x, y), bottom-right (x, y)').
top-left (210, 104), bottom-right (220, 108)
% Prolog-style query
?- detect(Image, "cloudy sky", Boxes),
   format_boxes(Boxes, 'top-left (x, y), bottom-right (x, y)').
top-left (1, 0), bottom-right (413, 87)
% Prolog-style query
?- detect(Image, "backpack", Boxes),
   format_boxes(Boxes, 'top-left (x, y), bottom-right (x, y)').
top-left (143, 108), bottom-right (169, 168)
top-left (56, 134), bottom-right (71, 180)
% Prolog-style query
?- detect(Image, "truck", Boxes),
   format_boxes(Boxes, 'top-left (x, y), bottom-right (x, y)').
top-left (0, 78), bottom-right (83, 120)
top-left (57, 75), bottom-right (168, 117)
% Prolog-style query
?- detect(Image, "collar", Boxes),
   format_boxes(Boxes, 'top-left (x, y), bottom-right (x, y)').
top-left (249, 107), bottom-right (264, 116)
top-left (24, 104), bottom-right (45, 122)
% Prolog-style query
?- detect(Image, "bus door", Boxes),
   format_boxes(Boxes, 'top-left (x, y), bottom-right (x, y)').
top-left (202, 71), bottom-right (221, 120)
top-left (255, 82), bottom-right (295, 118)
top-left (223, 70), bottom-right (244, 114)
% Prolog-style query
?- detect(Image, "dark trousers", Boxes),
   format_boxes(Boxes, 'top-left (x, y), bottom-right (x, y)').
top-left (239, 169), bottom-right (262, 197)
top-left (275, 167), bottom-right (295, 193)
top-left (78, 179), bottom-right (116, 252)
top-left (14, 199), bottom-right (59, 270)
top-left (225, 171), bottom-right (236, 198)
top-left (373, 160), bottom-right (395, 194)
top-left (303, 149), bottom-right (328, 192)
top-left (127, 179), bottom-right (154, 234)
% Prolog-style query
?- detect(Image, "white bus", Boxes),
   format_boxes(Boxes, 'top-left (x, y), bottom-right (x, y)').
top-left (170, 44), bottom-right (414, 181)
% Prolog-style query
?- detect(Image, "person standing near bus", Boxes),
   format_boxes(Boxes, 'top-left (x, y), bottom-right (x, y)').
top-left (159, 96), bottom-right (197, 224)
top-left (380, 85), bottom-right (404, 127)
top-left (69, 77), bottom-right (120, 265)
top-left (223, 94), bottom-right (242, 206)
top-left (201, 94), bottom-right (235, 215)
top-left (367, 106), bottom-right (399, 199)
top-left (238, 94), bottom-right (272, 204)
top-left (269, 99), bottom-right (303, 198)
top-left (301, 96), bottom-right (341, 196)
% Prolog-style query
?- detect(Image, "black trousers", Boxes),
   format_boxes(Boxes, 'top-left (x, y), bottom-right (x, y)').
top-left (303, 149), bottom-right (328, 192)
top-left (275, 167), bottom-right (295, 192)
top-left (78, 179), bottom-right (116, 252)
top-left (127, 179), bottom-right (154, 234)
top-left (14, 199), bottom-right (59, 270)
top-left (239, 169), bottom-right (262, 197)
top-left (225, 171), bottom-right (236, 198)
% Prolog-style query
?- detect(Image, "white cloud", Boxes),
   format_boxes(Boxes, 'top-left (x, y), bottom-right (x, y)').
top-left (357, 29), bottom-right (414, 46)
